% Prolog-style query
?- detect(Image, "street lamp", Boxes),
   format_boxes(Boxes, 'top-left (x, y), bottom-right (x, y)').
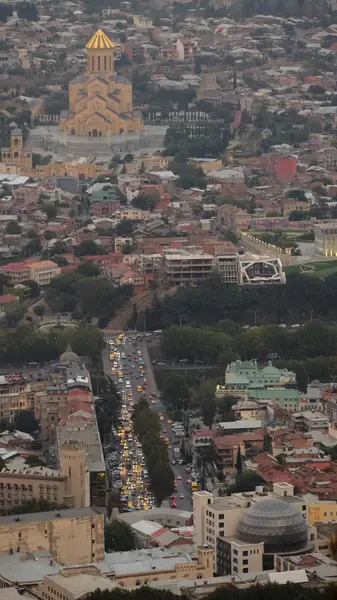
top-left (253, 309), bottom-right (259, 327)
top-left (178, 313), bottom-right (186, 327)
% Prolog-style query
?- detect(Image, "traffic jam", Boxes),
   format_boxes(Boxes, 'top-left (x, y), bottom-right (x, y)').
top-left (107, 333), bottom-right (199, 512)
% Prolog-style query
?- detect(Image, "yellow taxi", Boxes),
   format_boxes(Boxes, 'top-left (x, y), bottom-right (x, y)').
top-left (137, 386), bottom-right (142, 392)
top-left (118, 371), bottom-right (123, 377)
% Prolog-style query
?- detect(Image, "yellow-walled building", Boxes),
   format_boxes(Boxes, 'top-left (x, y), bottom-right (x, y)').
top-left (308, 502), bottom-right (337, 525)
top-left (61, 28), bottom-right (143, 137)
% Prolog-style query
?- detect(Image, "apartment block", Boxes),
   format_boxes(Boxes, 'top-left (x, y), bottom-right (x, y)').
top-left (0, 260), bottom-right (61, 286)
top-left (193, 484), bottom-right (308, 574)
top-left (314, 222), bottom-right (337, 257)
top-left (0, 442), bottom-right (90, 512)
top-left (215, 253), bottom-right (239, 284)
top-left (28, 260), bottom-right (61, 286)
top-left (217, 537), bottom-right (263, 576)
top-left (163, 248), bottom-right (215, 284)
top-left (0, 508), bottom-right (104, 565)
top-left (40, 567), bottom-right (118, 600)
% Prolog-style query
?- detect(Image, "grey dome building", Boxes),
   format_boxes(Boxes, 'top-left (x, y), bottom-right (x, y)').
top-left (236, 498), bottom-right (308, 553)
top-left (60, 345), bottom-right (79, 364)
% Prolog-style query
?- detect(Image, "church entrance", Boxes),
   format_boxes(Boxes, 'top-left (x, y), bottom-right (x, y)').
top-left (92, 129), bottom-right (98, 137)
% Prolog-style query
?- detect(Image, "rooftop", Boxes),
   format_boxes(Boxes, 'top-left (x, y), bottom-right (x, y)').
top-left (0, 507), bottom-right (100, 527)
top-left (47, 571), bottom-right (119, 597)
top-left (86, 28), bottom-right (115, 50)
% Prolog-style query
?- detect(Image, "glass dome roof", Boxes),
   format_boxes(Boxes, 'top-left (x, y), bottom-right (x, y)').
top-left (236, 498), bottom-right (308, 552)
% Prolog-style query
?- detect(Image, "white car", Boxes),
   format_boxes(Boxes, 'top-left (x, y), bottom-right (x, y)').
top-left (126, 380), bottom-right (131, 388)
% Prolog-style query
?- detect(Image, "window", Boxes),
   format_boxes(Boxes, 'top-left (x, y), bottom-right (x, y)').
top-left (243, 559), bottom-right (248, 565)
top-left (242, 551), bottom-right (248, 556)
top-left (219, 513), bottom-right (224, 519)
top-left (243, 568), bottom-right (249, 573)
top-left (233, 549), bottom-right (238, 555)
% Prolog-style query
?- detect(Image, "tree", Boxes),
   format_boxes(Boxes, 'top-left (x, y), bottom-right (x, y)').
top-left (201, 397), bottom-right (216, 429)
top-left (33, 304), bottom-right (45, 317)
top-left (44, 91), bottom-right (68, 115)
top-left (162, 373), bottom-right (190, 410)
top-left (194, 57), bottom-right (202, 74)
top-left (5, 220), bottom-right (22, 234)
top-left (25, 236), bottom-right (42, 256)
top-left (17, 1), bottom-right (38, 20)
top-left (132, 191), bottom-right (160, 211)
top-left (105, 519), bottom-right (135, 552)
top-left (77, 261), bottom-right (101, 277)
top-left (13, 410), bottom-right (38, 435)
top-left (75, 240), bottom-right (102, 257)
top-left (131, 303), bottom-right (138, 329)
top-left (25, 454), bottom-right (46, 467)
top-left (11, 499), bottom-right (63, 515)
top-left (5, 304), bottom-right (25, 327)
top-left (236, 445), bottom-right (242, 473)
top-left (115, 219), bottom-right (134, 235)
top-left (42, 202), bottom-right (57, 220)
top-left (228, 470), bottom-right (264, 494)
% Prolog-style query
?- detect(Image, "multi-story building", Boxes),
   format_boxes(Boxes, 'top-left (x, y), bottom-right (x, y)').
top-left (0, 441), bottom-right (90, 512)
top-left (28, 260), bottom-right (61, 286)
top-left (40, 567), bottom-right (119, 600)
top-left (0, 129), bottom-right (32, 173)
top-left (90, 187), bottom-right (120, 218)
top-left (215, 253), bottom-right (239, 284)
top-left (238, 256), bottom-right (286, 285)
top-left (193, 483), bottom-right (311, 575)
top-left (211, 430), bottom-right (264, 471)
top-left (0, 507), bottom-right (104, 565)
top-left (137, 253), bottom-right (163, 275)
top-left (1, 260), bottom-right (61, 287)
top-left (291, 410), bottom-right (329, 432)
top-left (314, 222), bottom-right (337, 257)
top-left (114, 236), bottom-right (133, 252)
top-left (0, 545), bottom-right (214, 591)
top-left (0, 375), bottom-right (49, 421)
top-left (215, 360), bottom-right (299, 410)
top-left (163, 248), bottom-right (215, 285)
top-left (0, 263), bottom-right (31, 285)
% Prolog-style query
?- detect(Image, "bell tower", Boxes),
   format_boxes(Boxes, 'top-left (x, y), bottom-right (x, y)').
top-left (86, 28), bottom-right (115, 75)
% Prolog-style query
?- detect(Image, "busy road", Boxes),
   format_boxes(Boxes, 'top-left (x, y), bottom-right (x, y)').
top-left (102, 332), bottom-right (194, 512)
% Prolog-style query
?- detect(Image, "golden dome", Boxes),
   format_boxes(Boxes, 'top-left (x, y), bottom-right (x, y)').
top-left (85, 28), bottom-right (115, 50)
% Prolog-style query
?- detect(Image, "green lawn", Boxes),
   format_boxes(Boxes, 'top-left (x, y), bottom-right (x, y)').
top-left (284, 259), bottom-right (337, 278)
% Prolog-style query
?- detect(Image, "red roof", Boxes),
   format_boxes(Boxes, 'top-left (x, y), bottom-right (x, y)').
top-left (193, 429), bottom-right (218, 438)
top-left (1, 262), bottom-right (28, 272)
top-left (0, 294), bottom-right (17, 304)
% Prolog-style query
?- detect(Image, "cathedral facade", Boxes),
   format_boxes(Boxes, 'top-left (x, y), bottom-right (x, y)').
top-left (60, 29), bottom-right (143, 137)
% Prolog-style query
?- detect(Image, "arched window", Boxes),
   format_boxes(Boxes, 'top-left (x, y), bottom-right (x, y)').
top-left (104, 56), bottom-right (107, 70)
top-left (13, 152), bottom-right (18, 159)
top-left (13, 138), bottom-right (19, 146)
top-left (97, 56), bottom-right (101, 70)
top-left (91, 56), bottom-right (94, 70)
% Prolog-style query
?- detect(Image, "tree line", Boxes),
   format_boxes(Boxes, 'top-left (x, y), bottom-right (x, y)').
top-left (46, 267), bottom-right (133, 328)
top-left (163, 122), bottom-right (231, 158)
top-left (87, 582), bottom-right (337, 600)
top-left (139, 274), bottom-right (337, 330)
top-left (159, 321), bottom-right (337, 391)
top-left (132, 398), bottom-right (174, 504)
top-left (0, 323), bottom-right (104, 364)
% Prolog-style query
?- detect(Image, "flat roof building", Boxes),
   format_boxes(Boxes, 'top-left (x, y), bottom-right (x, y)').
top-left (315, 222), bottom-right (337, 257)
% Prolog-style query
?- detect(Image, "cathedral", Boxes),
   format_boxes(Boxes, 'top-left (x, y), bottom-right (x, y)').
top-left (60, 29), bottom-right (143, 137)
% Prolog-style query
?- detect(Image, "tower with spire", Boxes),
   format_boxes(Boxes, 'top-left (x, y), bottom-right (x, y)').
top-left (60, 28), bottom-right (142, 137)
